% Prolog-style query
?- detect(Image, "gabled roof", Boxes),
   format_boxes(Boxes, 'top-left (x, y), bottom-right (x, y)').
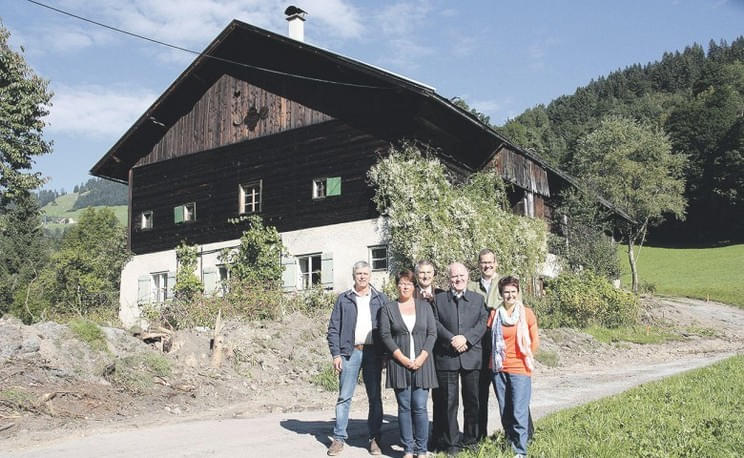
top-left (91, 19), bottom-right (633, 223)
top-left (91, 19), bottom-right (519, 181)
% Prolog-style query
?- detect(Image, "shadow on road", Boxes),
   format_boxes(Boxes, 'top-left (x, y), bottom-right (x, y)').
top-left (280, 414), bottom-right (403, 455)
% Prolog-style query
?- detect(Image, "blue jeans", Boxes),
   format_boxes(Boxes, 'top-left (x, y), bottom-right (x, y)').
top-left (492, 372), bottom-right (531, 456)
top-left (333, 347), bottom-right (383, 441)
top-left (394, 386), bottom-right (429, 455)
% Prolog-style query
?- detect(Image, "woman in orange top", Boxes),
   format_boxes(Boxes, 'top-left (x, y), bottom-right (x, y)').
top-left (490, 276), bottom-right (539, 458)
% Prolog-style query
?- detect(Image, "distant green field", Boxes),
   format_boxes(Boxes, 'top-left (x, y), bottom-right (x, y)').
top-left (41, 192), bottom-right (128, 230)
top-left (617, 244), bottom-right (744, 308)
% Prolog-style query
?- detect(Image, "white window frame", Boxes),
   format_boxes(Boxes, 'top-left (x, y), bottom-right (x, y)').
top-left (312, 178), bottom-right (327, 199)
top-left (297, 254), bottom-right (322, 290)
top-left (140, 210), bottom-right (153, 230)
top-left (217, 264), bottom-right (230, 296)
top-left (369, 245), bottom-right (389, 271)
top-left (151, 272), bottom-right (168, 303)
top-left (183, 202), bottom-right (196, 222)
top-left (239, 180), bottom-right (262, 214)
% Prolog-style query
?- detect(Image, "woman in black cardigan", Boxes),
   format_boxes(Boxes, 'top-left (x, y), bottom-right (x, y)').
top-left (379, 270), bottom-right (438, 458)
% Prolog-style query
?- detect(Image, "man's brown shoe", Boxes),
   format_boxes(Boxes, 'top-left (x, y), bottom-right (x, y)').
top-left (368, 438), bottom-right (382, 455)
top-left (327, 439), bottom-right (344, 456)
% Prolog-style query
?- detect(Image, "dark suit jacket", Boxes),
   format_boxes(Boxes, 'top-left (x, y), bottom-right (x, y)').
top-left (413, 286), bottom-right (445, 305)
top-left (432, 290), bottom-right (487, 371)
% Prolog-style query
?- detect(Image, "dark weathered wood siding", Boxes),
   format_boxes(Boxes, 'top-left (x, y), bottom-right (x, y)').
top-left (129, 120), bottom-right (386, 254)
top-left (135, 74), bottom-right (333, 167)
top-left (486, 146), bottom-right (550, 197)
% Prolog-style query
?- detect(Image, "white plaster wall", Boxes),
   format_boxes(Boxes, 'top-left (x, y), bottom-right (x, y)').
top-left (119, 218), bottom-right (388, 328)
top-left (280, 217), bottom-right (388, 291)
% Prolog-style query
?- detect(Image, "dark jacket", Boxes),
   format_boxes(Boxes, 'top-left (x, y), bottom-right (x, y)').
top-left (327, 287), bottom-right (388, 358)
top-left (379, 299), bottom-right (439, 389)
top-left (432, 290), bottom-right (487, 371)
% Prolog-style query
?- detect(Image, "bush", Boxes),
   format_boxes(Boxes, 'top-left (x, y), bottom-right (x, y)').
top-left (102, 353), bottom-right (171, 393)
top-left (533, 271), bottom-right (640, 328)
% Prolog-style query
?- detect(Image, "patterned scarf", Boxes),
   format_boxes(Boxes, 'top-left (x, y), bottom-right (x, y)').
top-left (491, 300), bottom-right (534, 372)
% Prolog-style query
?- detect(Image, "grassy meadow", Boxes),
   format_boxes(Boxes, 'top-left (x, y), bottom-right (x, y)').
top-left (459, 355), bottom-right (744, 457)
top-left (41, 192), bottom-right (128, 233)
top-left (617, 244), bottom-right (744, 308)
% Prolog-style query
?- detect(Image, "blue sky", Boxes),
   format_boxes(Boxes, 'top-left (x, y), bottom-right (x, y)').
top-left (3, 0), bottom-right (744, 192)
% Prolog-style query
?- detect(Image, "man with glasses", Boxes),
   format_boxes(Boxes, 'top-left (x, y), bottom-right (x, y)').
top-left (467, 249), bottom-right (502, 440)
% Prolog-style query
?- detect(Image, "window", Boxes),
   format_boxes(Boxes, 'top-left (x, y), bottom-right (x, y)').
top-left (239, 180), bottom-right (262, 214)
top-left (369, 246), bottom-right (388, 271)
top-left (297, 254), bottom-right (321, 290)
top-left (174, 202), bottom-right (196, 224)
top-left (140, 210), bottom-right (153, 230)
top-left (217, 264), bottom-right (230, 296)
top-left (151, 272), bottom-right (168, 303)
top-left (312, 176), bottom-right (341, 199)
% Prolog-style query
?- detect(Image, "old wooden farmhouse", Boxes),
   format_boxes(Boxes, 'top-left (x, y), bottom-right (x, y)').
top-left (92, 14), bottom-right (627, 327)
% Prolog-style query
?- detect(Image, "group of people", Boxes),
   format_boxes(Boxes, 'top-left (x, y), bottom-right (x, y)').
top-left (326, 249), bottom-right (540, 458)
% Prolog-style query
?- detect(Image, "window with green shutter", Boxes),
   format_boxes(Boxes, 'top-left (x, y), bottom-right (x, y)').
top-left (312, 177), bottom-right (341, 199)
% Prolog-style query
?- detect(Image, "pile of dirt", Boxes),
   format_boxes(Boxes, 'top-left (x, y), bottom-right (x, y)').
top-left (2, 296), bottom-right (743, 450)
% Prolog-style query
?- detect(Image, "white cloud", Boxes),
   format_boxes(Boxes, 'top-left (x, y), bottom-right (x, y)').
top-left (373, 1), bottom-right (435, 71)
top-left (28, 0), bottom-right (364, 58)
top-left (46, 84), bottom-right (157, 138)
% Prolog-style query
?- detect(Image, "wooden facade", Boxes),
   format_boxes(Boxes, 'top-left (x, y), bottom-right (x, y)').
top-left (130, 120), bottom-right (386, 254)
top-left (136, 74), bottom-right (332, 167)
top-left (486, 146), bottom-right (551, 197)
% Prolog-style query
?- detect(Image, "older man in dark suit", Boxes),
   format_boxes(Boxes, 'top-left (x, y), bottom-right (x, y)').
top-left (432, 262), bottom-right (487, 455)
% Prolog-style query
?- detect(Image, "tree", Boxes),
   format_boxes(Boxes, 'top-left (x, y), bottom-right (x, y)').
top-left (572, 116), bottom-right (687, 293)
top-left (0, 194), bottom-right (49, 319)
top-left (173, 242), bottom-right (202, 302)
top-left (45, 207), bottom-right (130, 316)
top-left (0, 24), bottom-right (52, 209)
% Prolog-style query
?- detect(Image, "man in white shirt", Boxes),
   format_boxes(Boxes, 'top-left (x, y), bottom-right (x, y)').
top-left (326, 261), bottom-right (388, 456)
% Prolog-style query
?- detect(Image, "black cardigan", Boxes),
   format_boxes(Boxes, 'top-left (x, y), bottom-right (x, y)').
top-left (378, 299), bottom-right (439, 389)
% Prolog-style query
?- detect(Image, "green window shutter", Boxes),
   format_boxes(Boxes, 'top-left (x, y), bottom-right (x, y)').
top-left (321, 252), bottom-right (334, 289)
top-left (203, 266), bottom-right (219, 296)
top-left (326, 177), bottom-right (341, 196)
top-left (137, 275), bottom-right (151, 304)
top-left (166, 271), bottom-right (176, 300)
top-left (174, 205), bottom-right (184, 224)
top-left (281, 255), bottom-right (297, 292)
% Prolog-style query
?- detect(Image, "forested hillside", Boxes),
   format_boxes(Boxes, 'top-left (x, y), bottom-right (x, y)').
top-left (498, 38), bottom-right (744, 243)
top-left (72, 177), bottom-right (128, 209)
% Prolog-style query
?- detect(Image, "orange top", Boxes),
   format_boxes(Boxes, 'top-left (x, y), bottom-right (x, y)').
top-left (501, 307), bottom-right (540, 376)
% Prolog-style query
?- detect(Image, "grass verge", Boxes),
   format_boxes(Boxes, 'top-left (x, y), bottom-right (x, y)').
top-left (458, 355), bottom-right (744, 457)
top-left (618, 244), bottom-right (744, 308)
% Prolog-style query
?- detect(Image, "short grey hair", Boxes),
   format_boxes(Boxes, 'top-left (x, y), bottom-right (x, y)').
top-left (414, 259), bottom-right (435, 274)
top-left (352, 260), bottom-right (370, 275)
top-left (478, 248), bottom-right (495, 261)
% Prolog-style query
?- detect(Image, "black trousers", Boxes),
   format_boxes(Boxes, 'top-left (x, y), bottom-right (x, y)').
top-left (477, 329), bottom-right (493, 440)
top-left (434, 368), bottom-right (480, 450)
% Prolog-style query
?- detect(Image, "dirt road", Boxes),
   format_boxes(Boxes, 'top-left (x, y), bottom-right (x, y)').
top-left (4, 297), bottom-right (744, 457)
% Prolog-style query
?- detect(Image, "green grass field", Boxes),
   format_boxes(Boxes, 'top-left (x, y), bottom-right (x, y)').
top-left (460, 355), bottom-right (744, 457)
top-left (617, 244), bottom-right (744, 308)
top-left (41, 192), bottom-right (127, 231)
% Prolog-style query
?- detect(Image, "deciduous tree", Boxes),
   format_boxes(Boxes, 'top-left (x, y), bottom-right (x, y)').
top-left (572, 116), bottom-right (687, 293)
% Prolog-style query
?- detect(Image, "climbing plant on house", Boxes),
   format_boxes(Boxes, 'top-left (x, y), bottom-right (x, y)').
top-left (368, 142), bottom-right (548, 282)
